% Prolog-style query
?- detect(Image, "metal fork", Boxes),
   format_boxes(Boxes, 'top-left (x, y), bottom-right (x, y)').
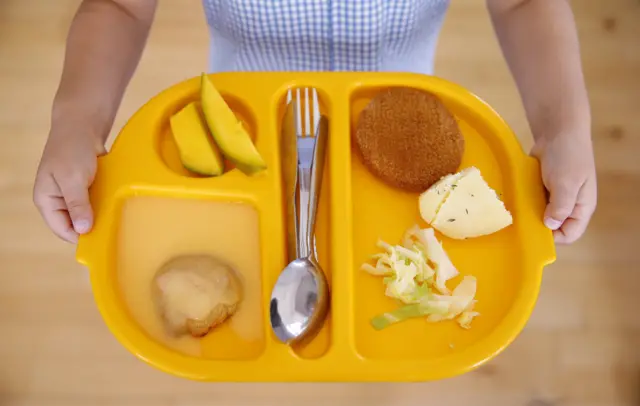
top-left (286, 87), bottom-right (321, 259)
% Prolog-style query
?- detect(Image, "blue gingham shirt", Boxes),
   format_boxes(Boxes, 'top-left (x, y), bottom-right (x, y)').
top-left (203, 0), bottom-right (450, 75)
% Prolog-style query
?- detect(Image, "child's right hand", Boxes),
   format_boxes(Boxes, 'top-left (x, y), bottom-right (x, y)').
top-left (33, 127), bottom-right (106, 243)
top-left (32, 0), bottom-right (158, 243)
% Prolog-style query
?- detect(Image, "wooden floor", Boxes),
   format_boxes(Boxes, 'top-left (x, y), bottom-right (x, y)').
top-left (1, 0), bottom-right (639, 405)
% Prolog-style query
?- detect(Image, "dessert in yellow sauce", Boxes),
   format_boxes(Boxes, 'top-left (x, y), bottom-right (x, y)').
top-left (152, 254), bottom-right (243, 338)
top-left (117, 197), bottom-right (264, 359)
top-left (419, 166), bottom-right (512, 239)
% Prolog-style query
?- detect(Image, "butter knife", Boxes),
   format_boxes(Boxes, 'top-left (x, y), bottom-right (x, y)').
top-left (281, 99), bottom-right (299, 264)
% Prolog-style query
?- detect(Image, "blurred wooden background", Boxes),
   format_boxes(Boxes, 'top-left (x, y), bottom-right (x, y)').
top-left (0, 0), bottom-right (638, 405)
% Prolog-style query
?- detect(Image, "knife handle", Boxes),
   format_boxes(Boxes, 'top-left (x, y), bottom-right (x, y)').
top-left (305, 115), bottom-right (328, 260)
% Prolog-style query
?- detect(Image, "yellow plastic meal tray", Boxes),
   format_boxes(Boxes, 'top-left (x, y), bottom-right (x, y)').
top-left (76, 72), bottom-right (556, 382)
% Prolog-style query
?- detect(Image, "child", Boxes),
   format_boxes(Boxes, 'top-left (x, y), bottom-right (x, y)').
top-left (33, 0), bottom-right (597, 245)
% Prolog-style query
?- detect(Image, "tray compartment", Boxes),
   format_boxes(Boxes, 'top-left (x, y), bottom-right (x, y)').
top-left (115, 194), bottom-right (265, 360)
top-left (348, 80), bottom-right (528, 360)
top-left (269, 85), bottom-right (335, 359)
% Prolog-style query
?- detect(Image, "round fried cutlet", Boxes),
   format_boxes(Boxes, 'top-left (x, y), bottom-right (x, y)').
top-left (354, 87), bottom-right (464, 192)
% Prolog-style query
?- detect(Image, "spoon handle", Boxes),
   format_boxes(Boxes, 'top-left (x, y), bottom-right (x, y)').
top-left (306, 115), bottom-right (329, 259)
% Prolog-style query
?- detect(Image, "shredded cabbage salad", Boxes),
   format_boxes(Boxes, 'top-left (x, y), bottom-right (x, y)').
top-left (362, 225), bottom-right (479, 330)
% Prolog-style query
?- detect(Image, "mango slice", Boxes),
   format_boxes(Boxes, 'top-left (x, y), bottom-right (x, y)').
top-left (169, 102), bottom-right (224, 176)
top-left (200, 73), bottom-right (267, 174)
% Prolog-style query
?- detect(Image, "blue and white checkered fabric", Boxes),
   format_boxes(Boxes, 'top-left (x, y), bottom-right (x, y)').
top-left (203, 0), bottom-right (450, 75)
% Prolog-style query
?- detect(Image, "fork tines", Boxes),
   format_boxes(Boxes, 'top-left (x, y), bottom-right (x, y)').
top-left (287, 87), bottom-right (321, 170)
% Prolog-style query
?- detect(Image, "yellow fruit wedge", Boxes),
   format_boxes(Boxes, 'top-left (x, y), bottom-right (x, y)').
top-left (169, 102), bottom-right (225, 176)
top-left (200, 73), bottom-right (267, 174)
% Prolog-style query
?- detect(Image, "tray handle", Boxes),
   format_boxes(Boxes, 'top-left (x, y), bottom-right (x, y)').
top-left (75, 154), bottom-right (120, 269)
top-left (522, 156), bottom-right (557, 267)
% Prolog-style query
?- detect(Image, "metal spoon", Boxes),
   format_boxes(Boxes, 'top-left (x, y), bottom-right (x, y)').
top-left (270, 115), bottom-right (329, 345)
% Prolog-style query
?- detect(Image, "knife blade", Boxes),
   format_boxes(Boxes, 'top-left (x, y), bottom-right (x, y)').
top-left (281, 98), bottom-right (299, 264)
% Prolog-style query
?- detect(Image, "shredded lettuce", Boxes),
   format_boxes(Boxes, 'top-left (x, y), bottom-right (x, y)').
top-left (362, 225), bottom-right (479, 330)
top-left (371, 302), bottom-right (442, 330)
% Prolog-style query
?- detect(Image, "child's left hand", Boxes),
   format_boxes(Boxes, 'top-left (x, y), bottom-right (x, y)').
top-left (531, 132), bottom-right (597, 244)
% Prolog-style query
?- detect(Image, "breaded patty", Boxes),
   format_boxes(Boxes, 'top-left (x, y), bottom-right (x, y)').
top-left (354, 87), bottom-right (464, 192)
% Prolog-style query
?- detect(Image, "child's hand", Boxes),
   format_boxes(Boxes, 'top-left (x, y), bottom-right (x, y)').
top-left (531, 133), bottom-right (597, 244)
top-left (33, 128), bottom-right (106, 243)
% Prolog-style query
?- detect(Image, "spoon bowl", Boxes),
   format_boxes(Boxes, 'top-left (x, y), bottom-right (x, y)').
top-left (269, 257), bottom-right (329, 344)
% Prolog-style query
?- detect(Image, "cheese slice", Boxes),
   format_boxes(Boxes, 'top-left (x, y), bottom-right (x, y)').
top-left (418, 170), bottom-right (468, 223)
top-left (431, 167), bottom-right (512, 239)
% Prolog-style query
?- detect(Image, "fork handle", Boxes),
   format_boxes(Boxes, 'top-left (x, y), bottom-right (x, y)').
top-left (304, 116), bottom-right (329, 259)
